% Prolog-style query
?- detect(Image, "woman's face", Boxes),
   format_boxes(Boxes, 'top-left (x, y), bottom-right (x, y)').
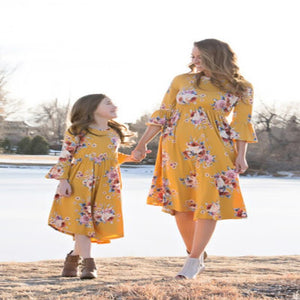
top-left (94, 97), bottom-right (118, 120)
top-left (191, 46), bottom-right (205, 73)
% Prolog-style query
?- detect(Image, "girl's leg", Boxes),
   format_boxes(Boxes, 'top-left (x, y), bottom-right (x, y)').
top-left (72, 234), bottom-right (92, 258)
top-left (174, 211), bottom-right (195, 253)
top-left (72, 234), bottom-right (97, 279)
top-left (189, 219), bottom-right (217, 258)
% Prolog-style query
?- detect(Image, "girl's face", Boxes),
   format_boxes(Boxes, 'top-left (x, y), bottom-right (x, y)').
top-left (191, 46), bottom-right (206, 73)
top-left (94, 97), bottom-right (118, 120)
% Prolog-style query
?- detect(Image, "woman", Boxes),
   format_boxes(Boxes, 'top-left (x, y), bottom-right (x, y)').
top-left (132, 39), bottom-right (257, 279)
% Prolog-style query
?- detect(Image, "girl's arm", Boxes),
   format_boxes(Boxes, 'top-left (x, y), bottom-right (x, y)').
top-left (132, 125), bottom-right (161, 161)
top-left (235, 140), bottom-right (248, 174)
top-left (46, 130), bottom-right (78, 180)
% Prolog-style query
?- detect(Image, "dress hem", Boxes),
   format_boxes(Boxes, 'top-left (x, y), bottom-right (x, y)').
top-left (48, 224), bottom-right (124, 244)
top-left (147, 203), bottom-right (247, 221)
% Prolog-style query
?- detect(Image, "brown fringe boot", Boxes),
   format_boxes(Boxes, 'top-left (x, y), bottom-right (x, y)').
top-left (62, 251), bottom-right (81, 277)
top-left (80, 258), bottom-right (97, 279)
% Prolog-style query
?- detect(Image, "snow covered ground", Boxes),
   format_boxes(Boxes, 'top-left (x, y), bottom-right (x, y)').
top-left (0, 165), bottom-right (299, 262)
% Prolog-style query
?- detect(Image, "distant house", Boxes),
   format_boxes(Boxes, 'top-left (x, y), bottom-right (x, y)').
top-left (0, 115), bottom-right (39, 144)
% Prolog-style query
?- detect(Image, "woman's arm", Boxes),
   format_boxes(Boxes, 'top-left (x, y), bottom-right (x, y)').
top-left (235, 140), bottom-right (248, 174)
top-left (132, 125), bottom-right (161, 161)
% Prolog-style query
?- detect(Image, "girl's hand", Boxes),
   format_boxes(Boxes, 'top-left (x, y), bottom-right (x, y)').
top-left (56, 179), bottom-right (72, 197)
top-left (235, 155), bottom-right (248, 174)
top-left (131, 146), bottom-right (151, 161)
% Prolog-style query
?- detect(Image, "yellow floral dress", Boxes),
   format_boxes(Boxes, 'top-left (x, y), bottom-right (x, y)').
top-left (46, 127), bottom-right (129, 243)
top-left (147, 73), bottom-right (257, 220)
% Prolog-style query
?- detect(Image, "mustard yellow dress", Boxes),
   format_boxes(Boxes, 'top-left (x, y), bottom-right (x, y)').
top-left (46, 127), bottom-right (129, 243)
top-left (147, 73), bottom-right (257, 220)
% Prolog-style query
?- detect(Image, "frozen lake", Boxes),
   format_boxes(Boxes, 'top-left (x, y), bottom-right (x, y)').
top-left (0, 166), bottom-right (299, 262)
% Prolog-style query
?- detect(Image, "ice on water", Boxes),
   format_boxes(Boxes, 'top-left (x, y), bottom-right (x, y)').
top-left (0, 166), bottom-right (299, 262)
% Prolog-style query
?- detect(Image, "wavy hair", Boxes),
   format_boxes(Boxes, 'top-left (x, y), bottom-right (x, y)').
top-left (69, 94), bottom-right (134, 146)
top-left (190, 39), bottom-right (248, 98)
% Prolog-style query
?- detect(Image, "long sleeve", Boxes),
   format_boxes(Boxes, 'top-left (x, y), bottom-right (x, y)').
top-left (230, 84), bottom-right (258, 143)
top-left (147, 76), bottom-right (180, 127)
top-left (46, 129), bottom-right (79, 179)
top-left (117, 152), bottom-right (130, 165)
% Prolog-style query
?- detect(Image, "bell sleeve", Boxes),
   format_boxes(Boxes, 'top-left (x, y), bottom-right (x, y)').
top-left (230, 84), bottom-right (258, 143)
top-left (45, 129), bottom-right (79, 180)
top-left (146, 76), bottom-right (179, 127)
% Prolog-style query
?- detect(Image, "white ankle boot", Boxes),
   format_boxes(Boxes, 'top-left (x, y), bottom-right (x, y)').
top-left (176, 253), bottom-right (205, 279)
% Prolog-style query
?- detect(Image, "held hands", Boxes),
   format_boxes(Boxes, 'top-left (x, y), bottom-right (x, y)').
top-left (131, 146), bottom-right (151, 162)
top-left (235, 155), bottom-right (248, 174)
top-left (56, 179), bottom-right (72, 197)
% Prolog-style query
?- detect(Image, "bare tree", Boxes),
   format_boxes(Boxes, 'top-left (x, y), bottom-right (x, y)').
top-left (34, 99), bottom-right (70, 149)
top-left (249, 102), bottom-right (300, 172)
top-left (0, 64), bottom-right (23, 121)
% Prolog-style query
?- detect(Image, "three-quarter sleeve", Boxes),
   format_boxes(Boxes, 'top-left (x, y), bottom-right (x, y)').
top-left (46, 129), bottom-right (79, 179)
top-left (230, 84), bottom-right (258, 143)
top-left (117, 152), bottom-right (130, 165)
top-left (147, 76), bottom-right (179, 127)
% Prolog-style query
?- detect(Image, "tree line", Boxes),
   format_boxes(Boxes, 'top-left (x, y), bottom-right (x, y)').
top-left (0, 67), bottom-right (299, 172)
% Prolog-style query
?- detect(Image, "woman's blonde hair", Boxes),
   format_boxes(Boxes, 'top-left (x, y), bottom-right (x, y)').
top-left (190, 39), bottom-right (248, 98)
top-left (69, 94), bottom-right (134, 146)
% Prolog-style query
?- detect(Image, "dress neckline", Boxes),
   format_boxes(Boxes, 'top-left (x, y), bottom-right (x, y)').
top-left (87, 127), bottom-right (111, 136)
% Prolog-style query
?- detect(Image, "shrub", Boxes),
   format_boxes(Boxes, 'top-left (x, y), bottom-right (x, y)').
top-left (30, 135), bottom-right (49, 154)
top-left (0, 138), bottom-right (12, 153)
top-left (17, 136), bottom-right (32, 154)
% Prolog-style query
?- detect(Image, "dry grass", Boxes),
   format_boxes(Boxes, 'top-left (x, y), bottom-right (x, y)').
top-left (0, 256), bottom-right (299, 300)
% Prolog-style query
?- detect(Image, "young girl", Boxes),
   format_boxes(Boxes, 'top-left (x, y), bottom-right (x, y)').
top-left (46, 94), bottom-right (136, 279)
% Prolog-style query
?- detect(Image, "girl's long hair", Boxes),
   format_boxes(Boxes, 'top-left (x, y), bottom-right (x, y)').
top-left (190, 39), bottom-right (248, 98)
top-left (69, 94), bottom-right (134, 146)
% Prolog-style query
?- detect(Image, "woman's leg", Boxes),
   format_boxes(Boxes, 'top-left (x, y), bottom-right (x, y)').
top-left (189, 219), bottom-right (217, 258)
top-left (72, 234), bottom-right (92, 258)
top-left (174, 211), bottom-right (195, 253)
top-left (175, 218), bottom-right (217, 279)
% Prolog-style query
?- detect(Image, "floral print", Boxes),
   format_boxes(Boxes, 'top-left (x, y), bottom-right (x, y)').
top-left (162, 111), bottom-right (180, 139)
top-left (183, 140), bottom-right (215, 167)
top-left (234, 208), bottom-right (247, 218)
top-left (212, 93), bottom-right (239, 113)
top-left (149, 176), bottom-right (173, 206)
top-left (213, 168), bottom-right (238, 197)
top-left (77, 202), bottom-right (93, 227)
top-left (176, 89), bottom-right (197, 104)
top-left (46, 127), bottom-right (128, 243)
top-left (76, 170), bottom-right (98, 190)
top-left (105, 168), bottom-right (121, 193)
top-left (49, 214), bottom-right (70, 229)
top-left (185, 199), bottom-right (197, 211)
top-left (94, 205), bottom-right (119, 224)
top-left (147, 73), bottom-right (257, 220)
top-left (188, 107), bottom-right (210, 128)
top-left (215, 120), bottom-right (239, 145)
top-left (180, 172), bottom-right (198, 188)
top-left (85, 153), bottom-right (108, 164)
top-left (206, 201), bottom-right (221, 219)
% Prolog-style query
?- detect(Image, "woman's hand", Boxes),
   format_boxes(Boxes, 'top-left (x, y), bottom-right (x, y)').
top-left (56, 179), bottom-right (72, 197)
top-left (235, 155), bottom-right (248, 174)
top-left (131, 125), bottom-right (161, 161)
top-left (131, 146), bottom-right (151, 162)
top-left (235, 140), bottom-right (248, 174)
